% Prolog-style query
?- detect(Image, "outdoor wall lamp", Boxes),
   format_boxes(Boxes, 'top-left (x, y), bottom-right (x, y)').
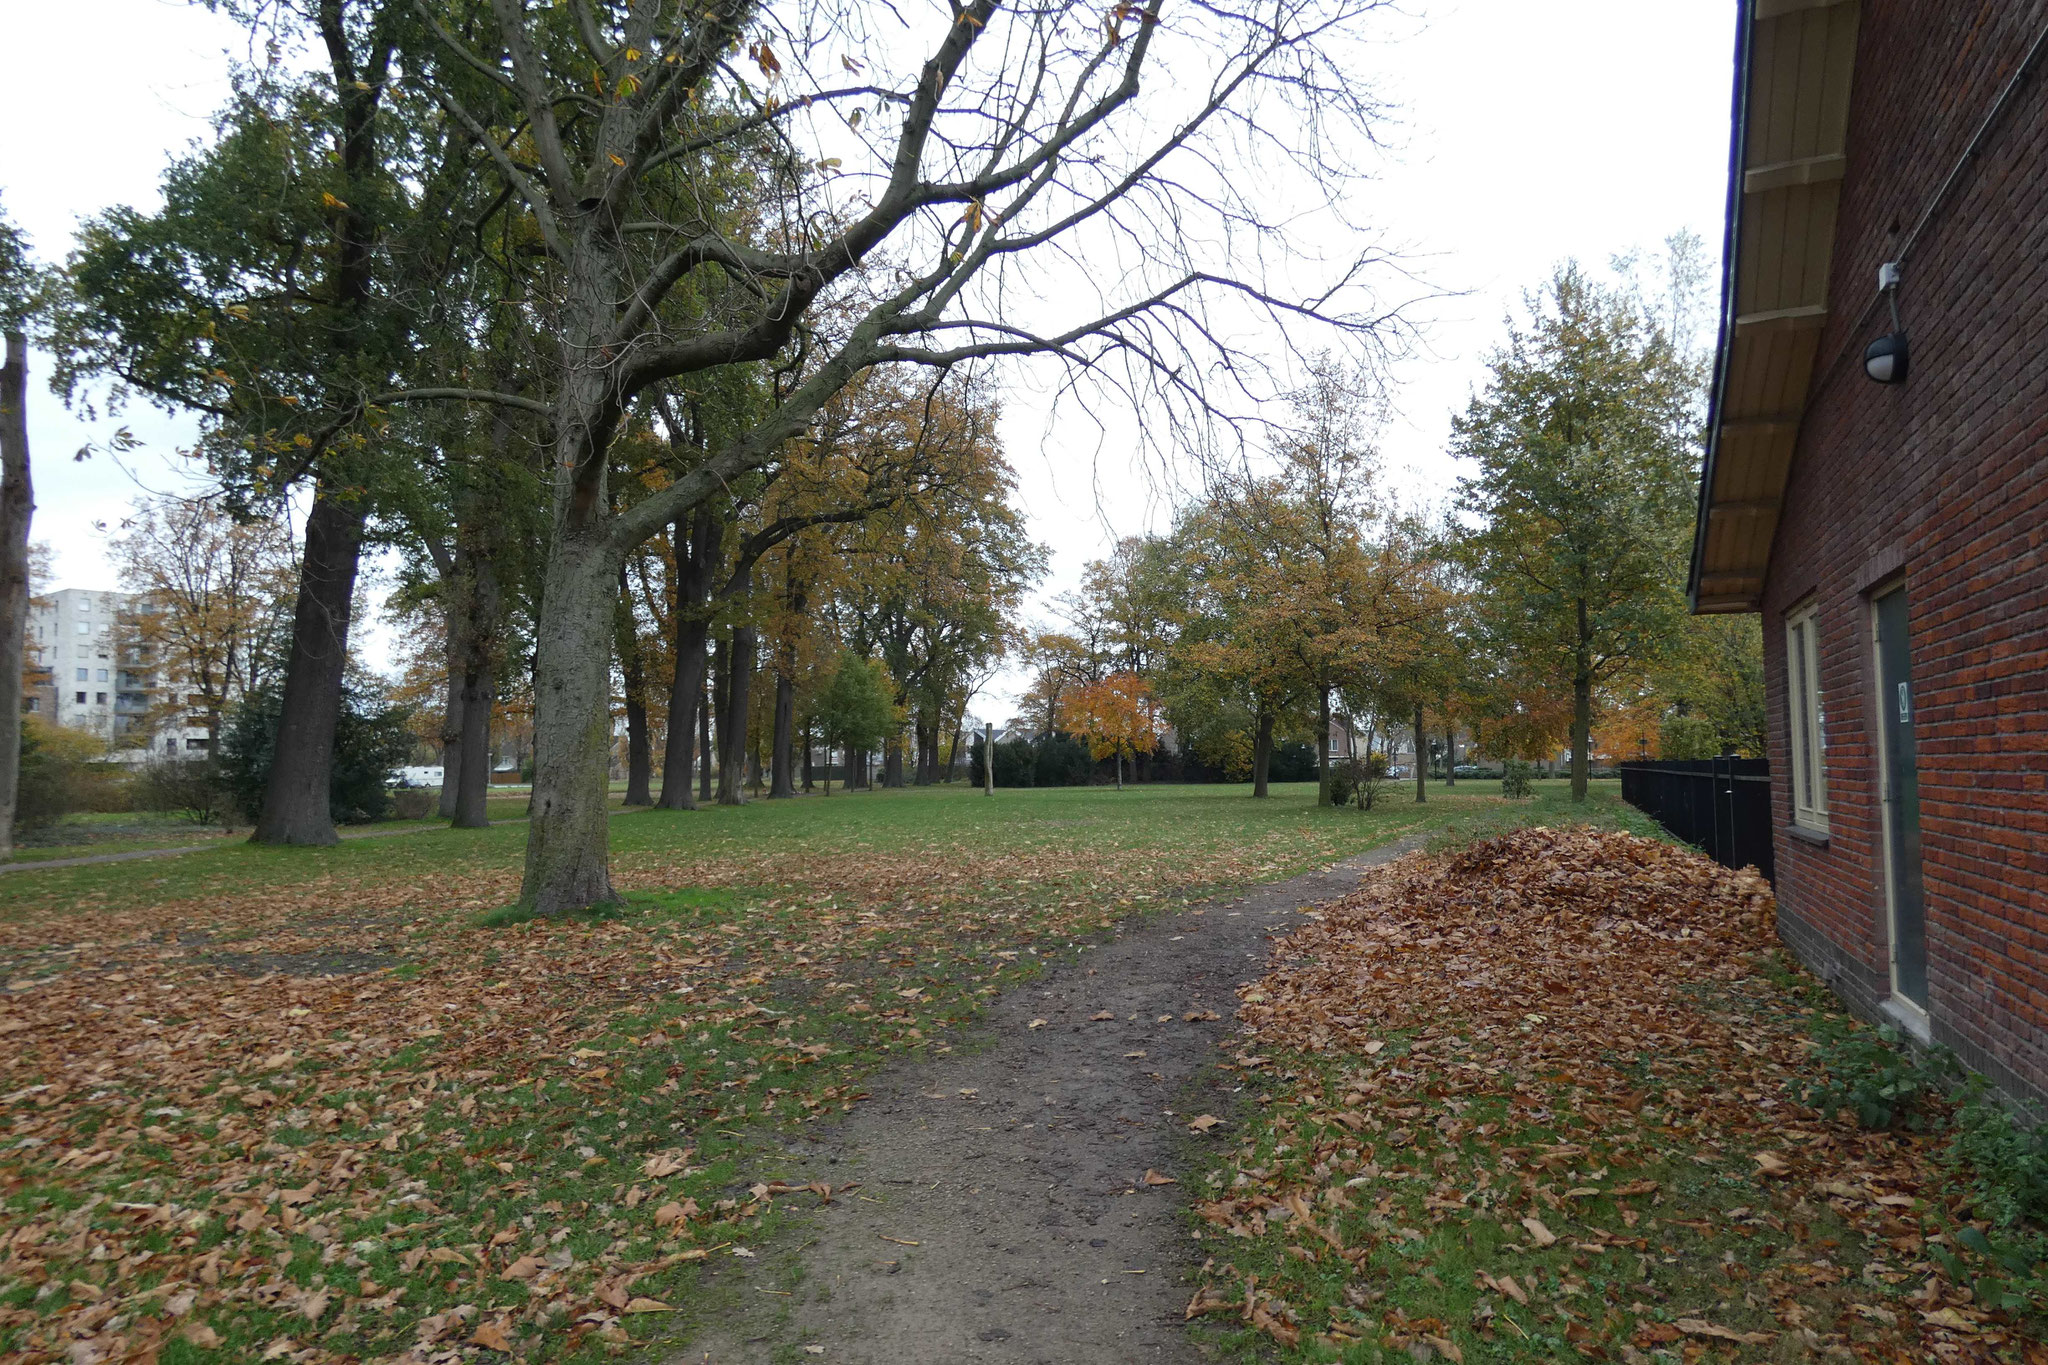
top-left (1864, 261), bottom-right (1909, 384)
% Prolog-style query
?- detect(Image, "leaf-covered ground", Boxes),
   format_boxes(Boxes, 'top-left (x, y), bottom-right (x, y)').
top-left (1184, 827), bottom-right (2044, 1365)
top-left (0, 779), bottom-right (1580, 1365)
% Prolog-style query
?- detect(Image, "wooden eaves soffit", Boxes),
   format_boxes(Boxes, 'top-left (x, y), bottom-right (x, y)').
top-left (1689, 0), bottom-right (1861, 614)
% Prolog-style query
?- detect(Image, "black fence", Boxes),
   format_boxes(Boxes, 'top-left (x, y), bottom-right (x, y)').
top-left (1618, 758), bottom-right (1775, 883)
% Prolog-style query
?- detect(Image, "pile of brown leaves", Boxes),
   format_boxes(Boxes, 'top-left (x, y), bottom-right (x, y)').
top-left (1188, 826), bottom-right (2040, 1363)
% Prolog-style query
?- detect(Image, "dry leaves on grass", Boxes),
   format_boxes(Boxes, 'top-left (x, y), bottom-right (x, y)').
top-left (1188, 827), bottom-right (2039, 1363)
top-left (0, 819), bottom-right (1374, 1364)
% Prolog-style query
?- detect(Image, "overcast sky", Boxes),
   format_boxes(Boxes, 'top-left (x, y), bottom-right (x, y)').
top-left (0, 0), bottom-right (1735, 720)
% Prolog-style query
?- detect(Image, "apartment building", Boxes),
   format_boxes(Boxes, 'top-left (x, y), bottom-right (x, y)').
top-left (23, 588), bottom-right (210, 760)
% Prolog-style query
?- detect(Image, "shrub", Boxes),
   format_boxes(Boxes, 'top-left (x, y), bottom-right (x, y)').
top-left (1659, 711), bottom-right (1720, 760)
top-left (1949, 1085), bottom-right (2048, 1230)
top-left (1500, 759), bottom-right (1535, 800)
top-left (1268, 740), bottom-right (1318, 783)
top-left (388, 787), bottom-right (436, 820)
top-left (218, 684), bottom-right (419, 824)
top-left (1032, 732), bottom-right (1092, 787)
top-left (134, 758), bottom-right (235, 825)
top-left (1801, 1023), bottom-right (1958, 1131)
top-left (1329, 754), bottom-right (1389, 810)
top-left (13, 717), bottom-right (127, 830)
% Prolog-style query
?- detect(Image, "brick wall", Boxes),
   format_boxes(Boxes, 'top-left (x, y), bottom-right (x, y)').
top-left (1761, 1), bottom-right (2048, 1105)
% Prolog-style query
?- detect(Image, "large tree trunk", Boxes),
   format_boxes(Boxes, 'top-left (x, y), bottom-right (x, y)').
top-left (0, 333), bottom-right (33, 859)
top-left (615, 565), bottom-right (652, 805)
top-left (946, 722), bottom-right (963, 781)
top-left (1444, 724), bottom-right (1457, 788)
top-left (1315, 677), bottom-right (1332, 806)
top-left (1413, 705), bottom-right (1427, 804)
top-left (450, 544), bottom-right (501, 830)
top-left (252, 489), bottom-right (365, 845)
top-left (1571, 598), bottom-right (1592, 802)
top-left (883, 728), bottom-right (905, 788)
top-left (1251, 710), bottom-right (1273, 799)
top-left (520, 534), bottom-right (622, 911)
top-left (657, 505), bottom-right (716, 810)
top-left (452, 660), bottom-right (494, 828)
top-left (770, 669), bottom-right (796, 797)
top-left (1571, 667), bottom-right (1592, 802)
top-left (437, 640), bottom-right (464, 820)
top-left (718, 624), bottom-right (755, 805)
top-left (802, 720), bottom-right (815, 793)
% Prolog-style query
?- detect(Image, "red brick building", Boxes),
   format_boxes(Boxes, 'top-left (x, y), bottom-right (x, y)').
top-left (1690, 2), bottom-right (2048, 1103)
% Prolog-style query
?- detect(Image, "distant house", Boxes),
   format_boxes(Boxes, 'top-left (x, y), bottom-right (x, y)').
top-left (1690, 2), bottom-right (2048, 1100)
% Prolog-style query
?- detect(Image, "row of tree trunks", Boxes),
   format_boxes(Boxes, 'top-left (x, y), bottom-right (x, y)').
top-left (717, 621), bottom-right (755, 806)
top-left (616, 564), bottom-right (653, 806)
top-left (657, 504), bottom-right (717, 810)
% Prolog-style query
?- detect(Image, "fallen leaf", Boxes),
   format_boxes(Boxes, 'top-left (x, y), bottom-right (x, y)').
top-left (1143, 1170), bottom-right (1177, 1185)
top-left (471, 1320), bottom-right (514, 1352)
top-left (624, 1297), bottom-right (671, 1313)
top-left (1520, 1216), bottom-right (1557, 1247)
top-left (1188, 1114), bottom-right (1223, 1132)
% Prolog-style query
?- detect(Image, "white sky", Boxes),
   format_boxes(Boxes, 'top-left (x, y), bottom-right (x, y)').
top-left (0, 0), bottom-right (1735, 720)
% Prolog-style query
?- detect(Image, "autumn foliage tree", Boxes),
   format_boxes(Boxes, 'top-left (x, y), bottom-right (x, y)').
top-left (1454, 255), bottom-right (1703, 801)
top-left (1060, 672), bottom-right (1162, 790)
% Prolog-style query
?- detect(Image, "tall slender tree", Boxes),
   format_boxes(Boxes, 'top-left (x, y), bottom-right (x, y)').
top-left (0, 200), bottom-right (37, 858)
top-left (1454, 258), bottom-right (1702, 801)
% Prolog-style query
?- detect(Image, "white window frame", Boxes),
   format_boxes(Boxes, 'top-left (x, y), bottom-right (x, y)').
top-left (1785, 603), bottom-right (1829, 831)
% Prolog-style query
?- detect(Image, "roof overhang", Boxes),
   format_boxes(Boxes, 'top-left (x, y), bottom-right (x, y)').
top-left (1689, 0), bottom-right (1863, 615)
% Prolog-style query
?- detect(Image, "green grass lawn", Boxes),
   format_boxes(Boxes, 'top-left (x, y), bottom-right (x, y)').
top-left (0, 777), bottom-right (1638, 921)
top-left (0, 778), bottom-right (1640, 1365)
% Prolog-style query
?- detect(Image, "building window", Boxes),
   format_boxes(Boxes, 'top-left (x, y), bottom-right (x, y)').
top-left (75, 667), bottom-right (88, 682)
top-left (95, 692), bottom-right (107, 705)
top-left (1786, 604), bottom-right (1828, 831)
top-left (75, 691), bottom-right (87, 704)
top-left (76, 621), bottom-right (90, 634)
top-left (95, 668), bottom-right (108, 682)
top-left (185, 737), bottom-right (210, 751)
top-left (24, 698), bottom-right (37, 712)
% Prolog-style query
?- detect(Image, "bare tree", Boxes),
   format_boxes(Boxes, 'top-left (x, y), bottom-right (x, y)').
top-left (402, 0), bottom-right (1408, 911)
top-left (111, 498), bottom-right (297, 749)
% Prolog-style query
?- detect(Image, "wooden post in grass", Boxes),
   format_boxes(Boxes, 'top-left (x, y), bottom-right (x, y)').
top-left (984, 722), bottom-right (994, 796)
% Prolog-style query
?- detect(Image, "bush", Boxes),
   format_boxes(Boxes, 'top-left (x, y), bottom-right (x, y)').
top-left (134, 758), bottom-right (235, 825)
top-left (1659, 711), bottom-right (1720, 761)
top-left (1949, 1085), bottom-right (2048, 1230)
top-left (1329, 754), bottom-right (1389, 810)
top-left (218, 684), bottom-right (419, 824)
top-left (1802, 1023), bottom-right (1958, 1131)
top-left (1268, 740), bottom-right (1317, 783)
top-left (1033, 732), bottom-right (1092, 787)
top-left (1500, 759), bottom-right (1535, 800)
top-left (14, 718), bottom-right (128, 830)
top-left (388, 787), bottom-right (436, 820)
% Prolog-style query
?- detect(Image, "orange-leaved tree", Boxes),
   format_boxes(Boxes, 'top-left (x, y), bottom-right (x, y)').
top-left (1061, 673), bottom-right (1163, 791)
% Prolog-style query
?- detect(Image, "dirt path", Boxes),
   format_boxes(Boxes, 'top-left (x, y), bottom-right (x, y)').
top-left (677, 832), bottom-right (1426, 1365)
